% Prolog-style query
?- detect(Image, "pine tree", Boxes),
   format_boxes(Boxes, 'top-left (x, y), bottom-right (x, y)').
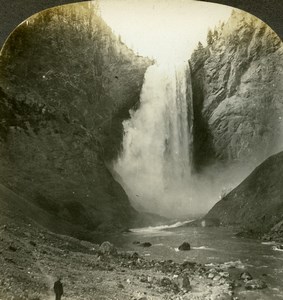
top-left (207, 28), bottom-right (213, 45)
top-left (213, 28), bottom-right (218, 40)
top-left (197, 42), bottom-right (204, 50)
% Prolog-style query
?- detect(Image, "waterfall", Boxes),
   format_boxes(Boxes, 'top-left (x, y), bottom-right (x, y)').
top-left (114, 63), bottom-right (194, 217)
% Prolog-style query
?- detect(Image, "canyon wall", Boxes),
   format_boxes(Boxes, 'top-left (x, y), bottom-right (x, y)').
top-left (190, 9), bottom-right (283, 171)
top-left (0, 3), bottom-right (151, 234)
top-left (193, 10), bottom-right (283, 235)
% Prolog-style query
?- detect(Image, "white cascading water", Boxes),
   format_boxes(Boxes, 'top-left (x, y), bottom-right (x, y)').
top-left (114, 63), bottom-right (194, 217)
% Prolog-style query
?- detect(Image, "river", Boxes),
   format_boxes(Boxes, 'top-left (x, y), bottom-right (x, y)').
top-left (106, 223), bottom-right (283, 299)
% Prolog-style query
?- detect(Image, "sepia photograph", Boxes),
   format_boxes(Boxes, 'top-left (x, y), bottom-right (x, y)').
top-left (0, 0), bottom-right (282, 299)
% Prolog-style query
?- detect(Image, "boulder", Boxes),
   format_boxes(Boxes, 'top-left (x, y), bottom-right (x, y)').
top-left (8, 245), bottom-right (17, 252)
top-left (29, 241), bottom-right (36, 247)
top-left (178, 242), bottom-right (191, 251)
top-left (117, 283), bottom-right (124, 289)
top-left (219, 271), bottom-right (229, 278)
top-left (139, 242), bottom-right (152, 248)
top-left (245, 279), bottom-right (267, 290)
top-left (139, 275), bottom-right (147, 283)
top-left (207, 268), bottom-right (218, 279)
top-left (99, 241), bottom-right (117, 255)
top-left (240, 271), bottom-right (253, 281)
top-left (160, 277), bottom-right (171, 287)
top-left (208, 272), bottom-right (216, 279)
top-left (131, 252), bottom-right (139, 259)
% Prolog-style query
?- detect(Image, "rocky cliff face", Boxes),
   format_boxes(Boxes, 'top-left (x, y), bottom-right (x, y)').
top-left (190, 9), bottom-right (283, 171)
top-left (0, 3), bottom-right (151, 234)
top-left (205, 151), bottom-right (283, 236)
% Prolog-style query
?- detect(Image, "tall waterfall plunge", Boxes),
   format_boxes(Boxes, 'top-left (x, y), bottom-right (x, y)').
top-left (114, 63), bottom-right (194, 217)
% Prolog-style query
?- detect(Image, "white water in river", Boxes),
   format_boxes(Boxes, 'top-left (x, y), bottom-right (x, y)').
top-left (114, 63), bottom-right (194, 217)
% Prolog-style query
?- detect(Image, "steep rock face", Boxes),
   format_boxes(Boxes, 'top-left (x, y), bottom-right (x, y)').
top-left (205, 151), bottom-right (283, 234)
top-left (0, 3), bottom-right (151, 233)
top-left (190, 10), bottom-right (283, 171)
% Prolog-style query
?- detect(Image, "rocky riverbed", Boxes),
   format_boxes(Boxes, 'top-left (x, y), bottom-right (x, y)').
top-left (0, 217), bottom-right (272, 300)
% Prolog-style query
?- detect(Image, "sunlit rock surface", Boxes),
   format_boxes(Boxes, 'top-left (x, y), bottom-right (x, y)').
top-left (190, 10), bottom-right (283, 234)
top-left (190, 9), bottom-right (283, 170)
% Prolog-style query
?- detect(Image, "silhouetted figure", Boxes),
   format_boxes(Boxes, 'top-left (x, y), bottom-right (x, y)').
top-left (54, 278), bottom-right (63, 300)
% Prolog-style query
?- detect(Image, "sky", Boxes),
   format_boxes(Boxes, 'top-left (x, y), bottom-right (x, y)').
top-left (99, 0), bottom-right (232, 63)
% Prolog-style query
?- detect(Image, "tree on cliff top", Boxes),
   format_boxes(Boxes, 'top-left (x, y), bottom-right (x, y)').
top-left (207, 28), bottom-right (213, 45)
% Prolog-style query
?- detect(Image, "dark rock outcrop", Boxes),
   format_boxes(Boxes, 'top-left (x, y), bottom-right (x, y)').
top-left (139, 242), bottom-right (152, 248)
top-left (267, 220), bottom-right (283, 242)
top-left (190, 9), bottom-right (283, 171)
top-left (0, 3), bottom-right (151, 233)
top-left (178, 242), bottom-right (191, 251)
top-left (205, 151), bottom-right (283, 235)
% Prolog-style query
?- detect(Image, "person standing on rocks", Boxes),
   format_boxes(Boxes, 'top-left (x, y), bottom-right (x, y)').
top-left (54, 277), bottom-right (63, 300)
